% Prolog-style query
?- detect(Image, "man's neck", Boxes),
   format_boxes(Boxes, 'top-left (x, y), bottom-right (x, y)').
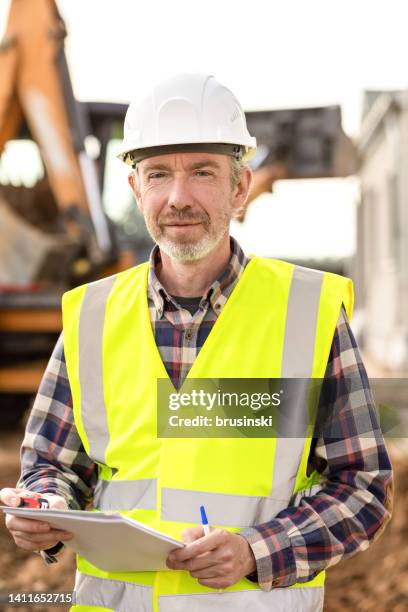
top-left (156, 236), bottom-right (232, 297)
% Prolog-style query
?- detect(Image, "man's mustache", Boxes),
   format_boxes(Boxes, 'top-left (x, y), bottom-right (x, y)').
top-left (158, 211), bottom-right (210, 225)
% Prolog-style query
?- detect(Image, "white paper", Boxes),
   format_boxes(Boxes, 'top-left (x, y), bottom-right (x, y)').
top-left (1, 507), bottom-right (184, 572)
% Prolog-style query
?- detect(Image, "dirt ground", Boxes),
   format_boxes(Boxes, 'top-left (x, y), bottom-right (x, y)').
top-left (0, 428), bottom-right (407, 612)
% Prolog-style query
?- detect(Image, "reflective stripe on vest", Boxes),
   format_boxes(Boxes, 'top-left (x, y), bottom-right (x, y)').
top-left (158, 587), bottom-right (324, 612)
top-left (73, 572), bottom-right (324, 612)
top-left (94, 478), bottom-right (157, 511)
top-left (78, 276), bottom-right (116, 465)
top-left (63, 256), bottom-right (353, 611)
top-left (74, 571), bottom-right (153, 611)
top-left (93, 481), bottom-right (322, 528)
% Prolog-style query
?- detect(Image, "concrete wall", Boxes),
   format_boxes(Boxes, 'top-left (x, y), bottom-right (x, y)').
top-left (357, 97), bottom-right (408, 370)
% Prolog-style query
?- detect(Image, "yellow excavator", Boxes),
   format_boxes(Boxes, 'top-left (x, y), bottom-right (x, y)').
top-left (0, 0), bottom-right (122, 424)
top-left (0, 0), bottom-right (115, 284)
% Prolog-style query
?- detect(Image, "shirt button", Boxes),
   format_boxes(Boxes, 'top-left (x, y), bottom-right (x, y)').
top-left (185, 330), bottom-right (192, 341)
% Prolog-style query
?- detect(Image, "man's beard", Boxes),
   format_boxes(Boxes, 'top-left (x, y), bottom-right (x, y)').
top-left (144, 207), bottom-right (232, 262)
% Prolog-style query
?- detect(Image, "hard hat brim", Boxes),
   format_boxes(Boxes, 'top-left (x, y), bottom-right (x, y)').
top-left (117, 141), bottom-right (257, 166)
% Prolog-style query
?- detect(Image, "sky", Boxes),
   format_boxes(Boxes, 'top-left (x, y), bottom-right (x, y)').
top-left (57, 0), bottom-right (408, 137)
top-left (3, 0), bottom-right (408, 259)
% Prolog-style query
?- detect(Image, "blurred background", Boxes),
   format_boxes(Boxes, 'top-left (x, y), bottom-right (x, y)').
top-left (0, 1), bottom-right (407, 610)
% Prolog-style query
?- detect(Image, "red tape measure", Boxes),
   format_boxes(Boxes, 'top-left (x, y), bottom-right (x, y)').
top-left (18, 496), bottom-right (49, 509)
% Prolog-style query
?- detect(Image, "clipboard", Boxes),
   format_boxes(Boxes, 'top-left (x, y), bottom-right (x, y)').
top-left (1, 507), bottom-right (184, 572)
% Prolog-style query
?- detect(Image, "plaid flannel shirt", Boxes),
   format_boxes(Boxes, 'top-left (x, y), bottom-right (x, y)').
top-left (18, 238), bottom-right (393, 589)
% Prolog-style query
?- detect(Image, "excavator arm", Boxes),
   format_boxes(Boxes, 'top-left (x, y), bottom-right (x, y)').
top-left (235, 162), bottom-right (289, 222)
top-left (0, 0), bottom-right (112, 264)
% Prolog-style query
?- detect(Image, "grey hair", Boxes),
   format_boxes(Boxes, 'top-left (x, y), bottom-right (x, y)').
top-left (131, 166), bottom-right (140, 187)
top-left (230, 157), bottom-right (248, 189)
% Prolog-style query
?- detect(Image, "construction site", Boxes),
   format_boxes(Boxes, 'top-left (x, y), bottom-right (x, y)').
top-left (1, 0), bottom-right (407, 610)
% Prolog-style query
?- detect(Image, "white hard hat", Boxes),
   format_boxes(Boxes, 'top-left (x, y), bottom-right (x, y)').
top-left (117, 73), bottom-right (257, 166)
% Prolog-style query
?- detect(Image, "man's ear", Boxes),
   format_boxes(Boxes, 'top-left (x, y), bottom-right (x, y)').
top-left (128, 171), bottom-right (143, 210)
top-left (232, 166), bottom-right (253, 218)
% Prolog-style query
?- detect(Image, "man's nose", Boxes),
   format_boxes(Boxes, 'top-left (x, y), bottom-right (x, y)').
top-left (167, 176), bottom-right (192, 209)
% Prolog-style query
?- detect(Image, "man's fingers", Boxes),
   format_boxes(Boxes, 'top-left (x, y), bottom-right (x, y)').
top-left (42, 494), bottom-right (68, 510)
top-left (198, 577), bottom-right (232, 589)
top-left (167, 525), bottom-right (213, 567)
top-left (5, 514), bottom-right (50, 533)
top-left (7, 518), bottom-right (72, 542)
top-left (0, 488), bottom-right (68, 510)
top-left (0, 488), bottom-right (24, 506)
top-left (190, 566), bottom-right (224, 579)
top-left (169, 545), bottom-right (231, 572)
top-left (12, 529), bottom-right (72, 544)
top-left (10, 523), bottom-right (73, 553)
top-left (13, 536), bottom-right (43, 552)
top-left (182, 526), bottom-right (205, 544)
top-left (12, 532), bottom-right (67, 552)
top-left (171, 529), bottom-right (227, 562)
top-left (1, 488), bottom-right (71, 555)
top-left (168, 550), bottom-right (213, 571)
top-left (11, 525), bottom-right (73, 552)
top-left (5, 514), bottom-right (72, 538)
top-left (185, 552), bottom-right (220, 573)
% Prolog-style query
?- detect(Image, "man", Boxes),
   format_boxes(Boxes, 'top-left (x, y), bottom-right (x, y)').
top-left (1, 74), bottom-right (393, 611)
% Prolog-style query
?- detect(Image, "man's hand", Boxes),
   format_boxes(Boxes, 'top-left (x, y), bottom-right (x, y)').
top-left (0, 487), bottom-right (73, 552)
top-left (166, 526), bottom-right (256, 589)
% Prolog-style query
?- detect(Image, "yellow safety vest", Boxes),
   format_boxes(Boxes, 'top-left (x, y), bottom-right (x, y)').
top-left (62, 256), bottom-right (353, 612)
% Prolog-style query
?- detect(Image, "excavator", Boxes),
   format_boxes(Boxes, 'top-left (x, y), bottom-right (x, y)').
top-left (0, 0), bottom-right (124, 425)
top-left (0, 0), bottom-right (357, 426)
top-left (0, 0), bottom-right (114, 284)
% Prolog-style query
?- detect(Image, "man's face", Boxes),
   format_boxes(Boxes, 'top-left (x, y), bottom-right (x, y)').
top-left (129, 152), bottom-right (249, 262)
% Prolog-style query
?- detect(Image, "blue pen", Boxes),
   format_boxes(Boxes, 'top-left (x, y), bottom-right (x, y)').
top-left (200, 505), bottom-right (210, 536)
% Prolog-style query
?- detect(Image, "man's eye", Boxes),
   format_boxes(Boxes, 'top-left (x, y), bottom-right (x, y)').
top-left (195, 170), bottom-right (212, 177)
top-left (148, 172), bottom-right (166, 180)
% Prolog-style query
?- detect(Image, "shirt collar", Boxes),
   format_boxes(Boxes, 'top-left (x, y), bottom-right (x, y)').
top-left (147, 237), bottom-right (249, 318)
